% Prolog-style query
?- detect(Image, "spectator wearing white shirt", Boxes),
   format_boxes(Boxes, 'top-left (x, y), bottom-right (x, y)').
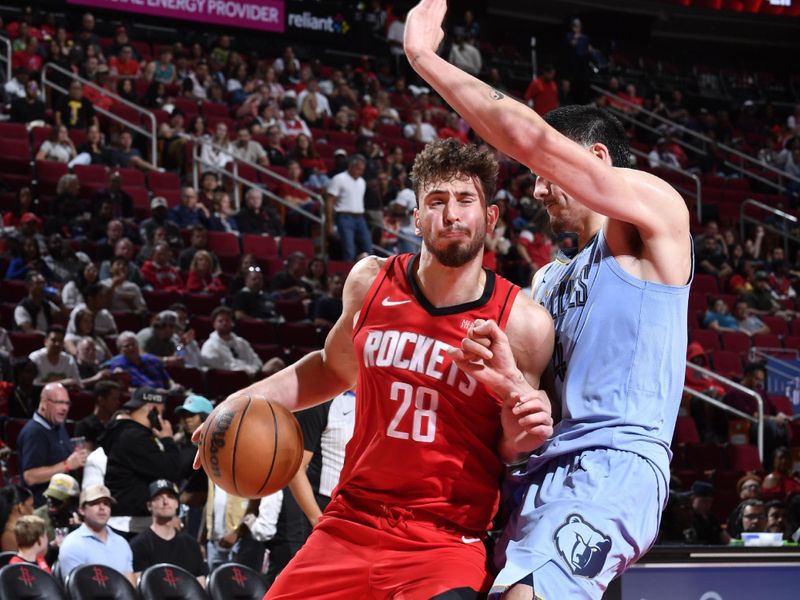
top-left (36, 125), bottom-right (78, 164)
top-left (200, 122), bottom-right (233, 169)
top-left (403, 109), bottom-right (438, 144)
top-left (29, 326), bottom-right (83, 389)
top-left (201, 307), bottom-right (265, 376)
top-left (66, 284), bottom-right (118, 338)
top-left (279, 97), bottom-right (312, 140)
top-left (4, 67), bottom-right (29, 99)
top-left (448, 35), bottom-right (482, 76)
top-left (326, 155), bottom-right (371, 262)
top-left (231, 125), bottom-right (269, 168)
top-left (272, 46), bottom-right (300, 75)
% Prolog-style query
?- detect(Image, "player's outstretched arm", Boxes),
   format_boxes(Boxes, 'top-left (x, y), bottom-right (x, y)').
top-left (225, 257), bottom-right (383, 413)
top-left (404, 1), bottom-right (689, 271)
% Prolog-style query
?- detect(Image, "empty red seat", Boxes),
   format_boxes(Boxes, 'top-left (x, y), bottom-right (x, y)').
top-left (0, 122), bottom-right (28, 139)
top-left (167, 366), bottom-right (206, 396)
top-left (721, 332), bottom-right (750, 354)
top-left (74, 164), bottom-right (108, 184)
top-left (280, 322), bottom-right (323, 348)
top-left (201, 102), bottom-right (230, 118)
top-left (184, 293), bottom-right (223, 317)
top-left (206, 369), bottom-right (252, 400)
top-left (326, 260), bottom-right (354, 275)
top-left (142, 290), bottom-right (182, 313)
top-left (9, 331), bottom-right (44, 357)
top-left (727, 444), bottom-right (762, 472)
top-left (207, 231), bottom-right (241, 257)
top-left (234, 319), bottom-right (278, 344)
top-left (253, 343), bottom-right (283, 363)
top-left (692, 274), bottom-right (719, 296)
top-left (275, 299), bottom-right (307, 322)
top-left (116, 167), bottom-right (146, 188)
top-left (680, 443), bottom-right (726, 470)
top-left (147, 170), bottom-right (181, 191)
top-left (768, 394), bottom-right (793, 416)
top-left (68, 391), bottom-right (96, 421)
top-left (691, 329), bottom-right (721, 353)
top-left (761, 315), bottom-right (789, 336)
top-left (36, 160), bottom-right (69, 196)
top-left (752, 334), bottom-right (781, 350)
top-left (280, 237), bottom-right (314, 258)
top-left (712, 350), bottom-right (743, 379)
top-left (190, 315), bottom-right (214, 341)
top-left (673, 415), bottom-right (700, 445)
top-left (242, 234), bottom-right (278, 258)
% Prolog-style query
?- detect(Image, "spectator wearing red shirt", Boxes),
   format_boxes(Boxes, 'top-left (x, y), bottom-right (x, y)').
top-left (141, 242), bottom-right (184, 292)
top-left (185, 250), bottom-right (226, 294)
top-left (524, 64), bottom-right (559, 116)
top-left (109, 45), bottom-right (142, 80)
top-left (12, 37), bottom-right (43, 74)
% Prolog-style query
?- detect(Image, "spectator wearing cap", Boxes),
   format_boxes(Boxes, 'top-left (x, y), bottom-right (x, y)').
top-left (10, 78), bottom-right (45, 124)
top-left (102, 388), bottom-right (184, 520)
top-left (17, 383), bottom-right (89, 506)
top-left (687, 481), bottom-right (730, 545)
top-left (104, 332), bottom-right (179, 392)
top-left (174, 395), bottom-right (213, 537)
top-left (33, 473), bottom-right (80, 551)
top-left (74, 381), bottom-right (121, 451)
top-left (14, 271), bottom-right (66, 334)
top-left (58, 484), bottom-right (134, 584)
top-left (9, 515), bottom-right (51, 573)
top-left (201, 307), bottom-right (266, 376)
top-left (326, 154), bottom-right (371, 262)
top-left (141, 196), bottom-right (183, 252)
top-left (130, 480), bottom-right (208, 583)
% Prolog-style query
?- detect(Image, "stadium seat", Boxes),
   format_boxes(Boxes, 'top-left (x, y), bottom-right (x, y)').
top-left (253, 343), bottom-right (284, 363)
top-left (112, 311), bottom-right (143, 332)
top-left (143, 290), bottom-right (182, 313)
top-left (767, 394), bottom-right (793, 416)
top-left (117, 167), bottom-right (146, 188)
top-left (0, 552), bottom-right (15, 568)
top-left (727, 444), bottom-right (762, 472)
top-left (241, 234), bottom-right (278, 259)
top-left (783, 335), bottom-right (800, 352)
top-left (69, 391), bottom-right (96, 421)
top-left (184, 293), bottom-right (224, 317)
top-left (280, 322), bottom-right (324, 348)
top-left (711, 350), bottom-right (743, 379)
top-left (690, 329), bottom-right (721, 353)
top-left (275, 299), bottom-right (307, 322)
top-left (9, 331), bottom-right (44, 357)
top-left (66, 563), bottom-right (137, 600)
top-left (206, 369), bottom-right (253, 401)
top-left (234, 319), bottom-right (278, 344)
top-left (208, 562), bottom-right (267, 600)
top-left (167, 366), bottom-right (206, 396)
top-left (691, 274), bottom-right (719, 295)
top-left (677, 443), bottom-right (726, 470)
top-left (673, 415), bottom-right (701, 445)
top-left (0, 563), bottom-right (65, 599)
top-left (751, 334), bottom-right (781, 351)
top-left (74, 164), bottom-right (108, 185)
top-left (138, 563), bottom-right (205, 600)
top-left (720, 332), bottom-right (750, 354)
top-left (326, 260), bottom-right (354, 276)
top-left (280, 236), bottom-right (315, 258)
top-left (190, 316), bottom-right (214, 341)
top-left (207, 231), bottom-right (241, 257)
top-left (35, 160), bottom-right (69, 197)
top-left (0, 123), bottom-right (28, 140)
top-left (147, 170), bottom-right (181, 191)
top-left (760, 315), bottom-right (788, 337)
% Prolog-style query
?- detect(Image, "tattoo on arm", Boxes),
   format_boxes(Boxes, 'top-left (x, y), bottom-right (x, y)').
top-left (490, 87), bottom-right (505, 101)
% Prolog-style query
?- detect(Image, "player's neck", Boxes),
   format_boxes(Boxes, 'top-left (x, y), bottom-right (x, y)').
top-left (414, 252), bottom-right (486, 308)
top-left (576, 213), bottom-right (607, 250)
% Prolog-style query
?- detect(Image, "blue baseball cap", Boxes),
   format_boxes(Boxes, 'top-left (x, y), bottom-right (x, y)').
top-left (174, 394), bottom-right (214, 416)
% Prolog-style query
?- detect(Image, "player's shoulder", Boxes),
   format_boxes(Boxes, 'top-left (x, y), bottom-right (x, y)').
top-left (503, 285), bottom-right (553, 349)
top-left (342, 255), bottom-right (390, 307)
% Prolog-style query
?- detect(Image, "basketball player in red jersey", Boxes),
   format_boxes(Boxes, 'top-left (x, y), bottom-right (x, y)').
top-left (195, 139), bottom-right (554, 599)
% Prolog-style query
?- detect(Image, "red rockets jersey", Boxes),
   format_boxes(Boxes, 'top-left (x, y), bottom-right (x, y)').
top-left (337, 253), bottom-right (520, 535)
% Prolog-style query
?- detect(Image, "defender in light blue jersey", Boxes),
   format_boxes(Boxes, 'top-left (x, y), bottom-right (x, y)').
top-left (403, 3), bottom-right (692, 597)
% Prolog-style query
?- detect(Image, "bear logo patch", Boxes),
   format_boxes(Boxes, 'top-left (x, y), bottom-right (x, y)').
top-left (553, 514), bottom-right (611, 578)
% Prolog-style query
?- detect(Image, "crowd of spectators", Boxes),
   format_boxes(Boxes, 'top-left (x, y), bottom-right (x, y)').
top-left (0, 3), bottom-right (799, 590)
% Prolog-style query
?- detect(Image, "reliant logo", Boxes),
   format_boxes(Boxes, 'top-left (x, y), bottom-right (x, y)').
top-left (287, 11), bottom-right (350, 34)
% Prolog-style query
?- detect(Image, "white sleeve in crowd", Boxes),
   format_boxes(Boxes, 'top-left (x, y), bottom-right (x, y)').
top-left (248, 490), bottom-right (284, 542)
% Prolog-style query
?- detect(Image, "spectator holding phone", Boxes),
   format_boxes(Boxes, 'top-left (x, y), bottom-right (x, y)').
top-left (102, 388), bottom-right (184, 526)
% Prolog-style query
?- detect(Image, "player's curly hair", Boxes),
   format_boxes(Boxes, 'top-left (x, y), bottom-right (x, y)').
top-left (410, 138), bottom-right (498, 206)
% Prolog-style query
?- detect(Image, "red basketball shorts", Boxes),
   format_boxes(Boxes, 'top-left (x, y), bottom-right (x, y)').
top-left (264, 499), bottom-right (491, 599)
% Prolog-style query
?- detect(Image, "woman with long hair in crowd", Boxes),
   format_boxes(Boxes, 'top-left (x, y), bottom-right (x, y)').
top-left (0, 484), bottom-right (34, 551)
top-left (64, 307), bottom-right (112, 362)
top-left (61, 262), bottom-right (100, 309)
top-left (185, 249), bottom-right (226, 294)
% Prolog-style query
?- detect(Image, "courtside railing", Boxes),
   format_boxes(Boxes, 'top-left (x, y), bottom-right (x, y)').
top-left (0, 35), bottom-right (10, 83)
top-left (630, 147), bottom-right (703, 221)
top-left (739, 198), bottom-right (800, 254)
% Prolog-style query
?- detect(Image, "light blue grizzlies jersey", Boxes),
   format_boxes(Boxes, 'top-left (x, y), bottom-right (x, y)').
top-left (531, 228), bottom-right (691, 486)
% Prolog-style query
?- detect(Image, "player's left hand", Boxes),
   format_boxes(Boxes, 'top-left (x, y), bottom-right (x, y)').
top-left (404, 0), bottom-right (447, 60)
top-left (447, 319), bottom-right (520, 397)
top-left (502, 390), bottom-right (553, 457)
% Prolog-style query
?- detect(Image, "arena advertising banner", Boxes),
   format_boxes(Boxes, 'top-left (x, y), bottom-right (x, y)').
top-left (621, 564), bottom-right (798, 599)
top-left (66, 0), bottom-right (286, 33)
top-left (283, 1), bottom-right (354, 41)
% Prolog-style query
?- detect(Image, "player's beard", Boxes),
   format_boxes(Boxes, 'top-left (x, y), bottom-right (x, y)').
top-left (424, 222), bottom-right (486, 268)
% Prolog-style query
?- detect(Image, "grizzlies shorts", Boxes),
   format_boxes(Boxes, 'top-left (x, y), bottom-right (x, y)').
top-left (490, 448), bottom-right (667, 600)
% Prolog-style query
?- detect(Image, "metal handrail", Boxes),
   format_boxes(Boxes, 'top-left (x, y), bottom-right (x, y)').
top-left (630, 147), bottom-right (703, 221)
top-left (0, 35), bottom-right (10, 82)
top-left (685, 362), bottom-right (764, 464)
top-left (591, 85), bottom-right (800, 190)
top-left (41, 62), bottom-right (158, 166)
top-left (739, 198), bottom-right (800, 254)
top-left (192, 138), bottom-right (422, 255)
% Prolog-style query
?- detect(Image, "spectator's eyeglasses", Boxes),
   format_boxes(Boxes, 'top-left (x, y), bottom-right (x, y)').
top-left (248, 266), bottom-right (262, 273)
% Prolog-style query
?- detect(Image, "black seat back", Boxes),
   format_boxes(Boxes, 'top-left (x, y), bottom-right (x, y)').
top-left (207, 563), bottom-right (267, 600)
top-left (138, 563), bottom-right (207, 600)
top-left (0, 563), bottom-right (67, 600)
top-left (66, 563), bottom-right (137, 600)
top-left (0, 552), bottom-right (17, 568)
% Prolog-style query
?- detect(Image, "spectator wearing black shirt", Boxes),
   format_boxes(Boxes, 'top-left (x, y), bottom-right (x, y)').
top-left (270, 252), bottom-right (310, 300)
top-left (178, 225), bottom-right (219, 272)
top-left (265, 125), bottom-right (288, 167)
top-left (77, 125), bottom-right (114, 167)
top-left (232, 266), bottom-right (277, 321)
top-left (10, 80), bottom-right (46, 124)
top-left (111, 131), bottom-right (160, 173)
top-left (687, 481), bottom-right (730, 545)
top-left (91, 171), bottom-right (134, 221)
top-left (236, 188), bottom-right (283, 236)
top-left (55, 80), bottom-right (97, 130)
top-left (312, 273), bottom-right (344, 328)
top-left (140, 197), bottom-right (183, 254)
top-left (74, 381), bottom-right (121, 452)
top-left (130, 480), bottom-right (208, 582)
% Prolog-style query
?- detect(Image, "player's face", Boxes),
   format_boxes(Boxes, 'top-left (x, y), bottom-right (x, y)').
top-left (534, 175), bottom-right (590, 234)
top-left (415, 175), bottom-right (498, 268)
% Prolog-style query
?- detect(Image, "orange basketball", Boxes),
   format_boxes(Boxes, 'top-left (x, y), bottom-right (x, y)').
top-left (198, 394), bottom-right (304, 498)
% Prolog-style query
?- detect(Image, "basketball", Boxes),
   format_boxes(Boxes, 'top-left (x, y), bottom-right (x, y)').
top-left (198, 394), bottom-right (304, 498)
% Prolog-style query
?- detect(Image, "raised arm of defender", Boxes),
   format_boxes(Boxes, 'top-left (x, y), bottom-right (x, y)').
top-left (404, 0), bottom-right (690, 285)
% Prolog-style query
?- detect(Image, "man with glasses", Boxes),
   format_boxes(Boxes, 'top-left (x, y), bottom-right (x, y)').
top-left (33, 473), bottom-right (81, 561)
top-left (17, 383), bottom-right (88, 506)
top-left (58, 484), bottom-right (135, 585)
